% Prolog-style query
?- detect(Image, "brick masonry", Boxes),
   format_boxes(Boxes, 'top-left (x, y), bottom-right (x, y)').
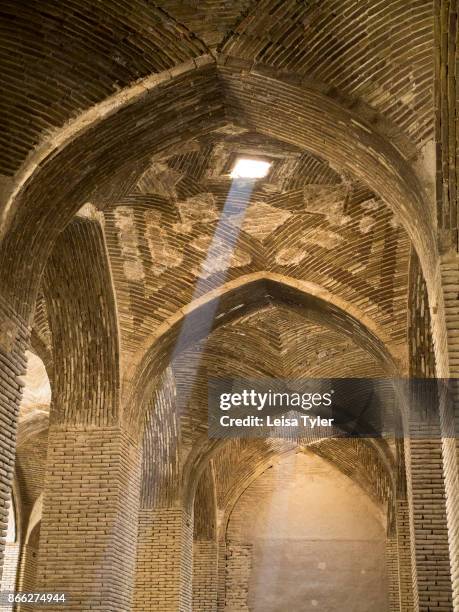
top-left (387, 536), bottom-right (401, 612)
top-left (17, 542), bottom-right (39, 599)
top-left (439, 258), bottom-right (459, 609)
top-left (395, 500), bottom-right (415, 612)
top-left (33, 427), bottom-right (141, 611)
top-left (0, 542), bottom-right (19, 611)
top-left (0, 2), bottom-right (458, 611)
top-left (223, 544), bottom-right (252, 612)
top-left (133, 508), bottom-right (193, 612)
top-left (406, 431), bottom-right (453, 611)
top-left (192, 540), bottom-right (218, 611)
top-left (0, 298), bottom-right (28, 581)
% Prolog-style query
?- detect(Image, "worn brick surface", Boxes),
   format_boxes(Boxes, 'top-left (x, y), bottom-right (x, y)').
top-left (35, 427), bottom-right (141, 611)
top-left (0, 2), bottom-right (458, 611)
top-left (133, 508), bottom-right (193, 612)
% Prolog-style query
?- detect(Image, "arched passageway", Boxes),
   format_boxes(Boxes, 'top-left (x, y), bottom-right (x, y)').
top-left (0, 3), bottom-right (458, 612)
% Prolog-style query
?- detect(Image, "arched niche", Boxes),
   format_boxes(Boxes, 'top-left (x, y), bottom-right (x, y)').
top-left (224, 451), bottom-right (389, 612)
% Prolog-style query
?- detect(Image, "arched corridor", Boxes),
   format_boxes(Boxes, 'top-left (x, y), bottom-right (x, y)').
top-left (0, 1), bottom-right (458, 611)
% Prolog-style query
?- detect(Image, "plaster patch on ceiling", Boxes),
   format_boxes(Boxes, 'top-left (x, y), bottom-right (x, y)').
top-left (114, 206), bottom-right (145, 282)
top-left (231, 202), bottom-right (292, 241)
top-left (137, 161), bottom-right (183, 199)
top-left (191, 234), bottom-right (213, 253)
top-left (302, 228), bottom-right (344, 250)
top-left (192, 238), bottom-right (251, 278)
top-left (175, 192), bottom-right (219, 233)
top-left (302, 185), bottom-right (351, 226)
top-left (359, 216), bottom-right (377, 234)
top-left (144, 210), bottom-right (183, 276)
top-left (275, 245), bottom-right (307, 266)
top-left (215, 123), bottom-right (249, 136)
top-left (361, 197), bottom-right (380, 212)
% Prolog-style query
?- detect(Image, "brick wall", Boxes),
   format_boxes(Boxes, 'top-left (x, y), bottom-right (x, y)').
top-left (33, 426), bottom-right (141, 611)
top-left (435, 0), bottom-right (459, 605)
top-left (409, 252), bottom-right (456, 610)
top-left (224, 544), bottom-right (252, 611)
top-left (217, 540), bottom-right (227, 612)
top-left (0, 542), bottom-right (19, 611)
top-left (193, 540), bottom-right (218, 611)
top-left (133, 507), bottom-right (193, 612)
top-left (395, 500), bottom-right (414, 611)
top-left (406, 431), bottom-right (453, 611)
top-left (440, 258), bottom-right (459, 610)
top-left (386, 537), bottom-right (401, 612)
top-left (0, 298), bottom-right (28, 580)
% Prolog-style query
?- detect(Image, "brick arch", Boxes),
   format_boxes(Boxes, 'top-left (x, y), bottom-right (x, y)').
top-left (0, 1), bottom-right (209, 177)
top-left (125, 272), bottom-right (401, 434)
top-left (220, 442), bottom-right (393, 532)
top-left (219, 0), bottom-right (433, 150)
top-left (0, 60), bottom-right (434, 322)
top-left (0, 57), bottom-right (223, 320)
top-left (219, 446), bottom-right (392, 611)
top-left (140, 367), bottom-right (180, 509)
top-left (182, 432), bottom-right (395, 518)
top-left (42, 217), bottom-right (120, 427)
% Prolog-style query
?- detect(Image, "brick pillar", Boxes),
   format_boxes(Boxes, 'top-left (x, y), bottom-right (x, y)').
top-left (133, 507), bottom-right (193, 612)
top-left (34, 426), bottom-right (141, 611)
top-left (1, 542), bottom-right (20, 610)
top-left (435, 0), bottom-right (459, 602)
top-left (0, 298), bottom-right (28, 580)
top-left (193, 540), bottom-right (218, 611)
top-left (395, 499), bottom-right (414, 611)
top-left (440, 259), bottom-right (459, 610)
top-left (386, 536), bottom-right (401, 612)
top-left (406, 428), bottom-right (454, 611)
top-left (223, 542), bottom-right (252, 611)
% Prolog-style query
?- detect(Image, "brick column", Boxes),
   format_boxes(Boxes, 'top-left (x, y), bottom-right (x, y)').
top-left (386, 535), bottom-right (401, 612)
top-left (133, 507), bottom-right (193, 612)
top-left (395, 499), bottom-right (415, 611)
top-left (0, 298), bottom-right (28, 581)
top-left (440, 259), bottom-right (459, 610)
top-left (34, 426), bottom-right (141, 611)
top-left (435, 0), bottom-right (459, 604)
top-left (193, 540), bottom-right (218, 611)
top-left (406, 428), bottom-right (454, 611)
top-left (1, 542), bottom-right (20, 609)
top-left (223, 543), bottom-right (252, 611)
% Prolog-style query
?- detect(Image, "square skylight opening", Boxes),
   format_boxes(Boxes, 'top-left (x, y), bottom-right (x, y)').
top-left (230, 158), bottom-right (272, 179)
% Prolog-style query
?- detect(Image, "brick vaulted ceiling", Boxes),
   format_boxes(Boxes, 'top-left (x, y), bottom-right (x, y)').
top-left (5, 1), bottom-right (437, 495)
top-left (5, 6), bottom-right (459, 612)
top-left (5, 0), bottom-right (434, 402)
top-left (0, 0), bottom-right (432, 177)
